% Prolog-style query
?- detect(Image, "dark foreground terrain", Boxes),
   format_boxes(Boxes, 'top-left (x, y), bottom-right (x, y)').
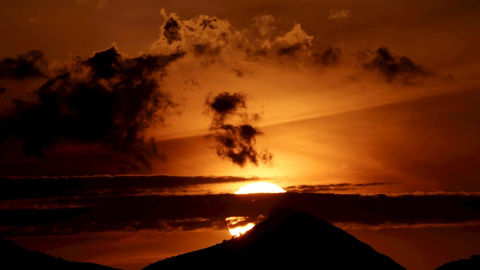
top-left (2, 208), bottom-right (478, 270)
top-left (144, 208), bottom-right (406, 270)
top-left (0, 237), bottom-right (119, 270)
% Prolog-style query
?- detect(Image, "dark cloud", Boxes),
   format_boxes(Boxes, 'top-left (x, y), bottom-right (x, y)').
top-left (1, 193), bottom-right (480, 236)
top-left (199, 17), bottom-right (218, 30)
top-left (205, 92), bottom-right (272, 166)
top-left (192, 43), bottom-right (221, 57)
top-left (0, 46), bottom-right (184, 171)
top-left (285, 182), bottom-right (395, 193)
top-left (313, 47), bottom-right (341, 66)
top-left (0, 208), bottom-right (89, 227)
top-left (0, 175), bottom-right (257, 200)
top-left (207, 92), bottom-right (246, 116)
top-left (0, 50), bottom-right (48, 80)
top-left (163, 17), bottom-right (182, 45)
top-left (365, 46), bottom-right (431, 83)
top-left (277, 43), bottom-right (305, 57)
top-left (0, 87), bottom-right (6, 95)
top-left (154, 13), bottom-right (231, 65)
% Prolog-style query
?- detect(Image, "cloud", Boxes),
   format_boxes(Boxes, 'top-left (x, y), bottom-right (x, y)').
top-left (206, 92), bottom-right (246, 120)
top-left (150, 11), bottom-right (445, 91)
top-left (2, 192), bottom-right (480, 236)
top-left (0, 46), bottom-right (184, 171)
top-left (285, 182), bottom-right (395, 193)
top-left (0, 12), bottom-right (439, 176)
top-left (0, 87), bottom-right (6, 95)
top-left (328, 9), bottom-right (351, 20)
top-left (205, 92), bottom-right (272, 166)
top-left (0, 50), bottom-right (48, 80)
top-left (312, 46), bottom-right (341, 66)
top-left (364, 46), bottom-right (432, 83)
top-left (335, 220), bottom-right (480, 231)
top-left (162, 17), bottom-right (182, 45)
top-left (153, 12), bottom-right (236, 59)
top-left (253, 15), bottom-right (275, 37)
top-left (274, 23), bottom-right (313, 58)
top-left (0, 175), bottom-right (257, 201)
top-left (152, 12), bottom-right (342, 68)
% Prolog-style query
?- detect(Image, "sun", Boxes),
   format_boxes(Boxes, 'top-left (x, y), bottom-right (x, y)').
top-left (226, 216), bottom-right (256, 237)
top-left (235, 182), bottom-right (286, 194)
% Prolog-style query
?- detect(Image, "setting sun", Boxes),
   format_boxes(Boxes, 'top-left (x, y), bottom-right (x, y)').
top-left (226, 216), bottom-right (260, 237)
top-left (235, 182), bottom-right (287, 194)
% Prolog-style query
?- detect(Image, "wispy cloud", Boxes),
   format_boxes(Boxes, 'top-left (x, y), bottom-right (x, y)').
top-left (336, 220), bottom-right (480, 231)
top-left (328, 9), bottom-right (351, 20)
top-left (0, 175), bottom-right (258, 201)
top-left (285, 182), bottom-right (395, 193)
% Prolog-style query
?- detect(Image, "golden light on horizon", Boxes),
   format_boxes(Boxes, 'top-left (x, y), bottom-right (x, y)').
top-left (226, 216), bottom-right (257, 237)
top-left (234, 182), bottom-right (287, 194)
top-left (228, 223), bottom-right (255, 237)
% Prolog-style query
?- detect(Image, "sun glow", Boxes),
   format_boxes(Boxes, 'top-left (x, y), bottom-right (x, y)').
top-left (234, 182), bottom-right (287, 194)
top-left (228, 223), bottom-right (255, 237)
top-left (226, 216), bottom-right (257, 237)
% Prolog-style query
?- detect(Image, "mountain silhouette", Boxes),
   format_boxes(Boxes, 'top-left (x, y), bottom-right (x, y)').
top-left (143, 208), bottom-right (405, 270)
top-left (0, 237), bottom-right (120, 270)
top-left (436, 254), bottom-right (480, 270)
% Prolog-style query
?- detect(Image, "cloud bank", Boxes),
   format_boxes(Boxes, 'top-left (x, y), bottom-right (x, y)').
top-left (1, 192), bottom-right (479, 236)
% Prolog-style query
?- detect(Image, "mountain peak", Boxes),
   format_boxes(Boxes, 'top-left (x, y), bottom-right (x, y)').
top-left (143, 208), bottom-right (405, 270)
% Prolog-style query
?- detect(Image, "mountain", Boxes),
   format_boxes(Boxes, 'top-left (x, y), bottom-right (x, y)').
top-left (0, 237), bottom-right (120, 270)
top-left (436, 254), bottom-right (480, 270)
top-left (143, 208), bottom-right (405, 270)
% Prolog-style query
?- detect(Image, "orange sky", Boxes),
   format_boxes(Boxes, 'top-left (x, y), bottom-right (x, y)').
top-left (1, 1), bottom-right (480, 193)
top-left (1, 1), bottom-right (480, 269)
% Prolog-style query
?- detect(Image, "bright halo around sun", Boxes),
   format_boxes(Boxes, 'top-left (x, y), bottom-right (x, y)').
top-left (235, 182), bottom-right (287, 194)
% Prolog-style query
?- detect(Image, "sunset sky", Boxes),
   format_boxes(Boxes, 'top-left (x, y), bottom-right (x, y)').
top-left (1, 1), bottom-right (480, 269)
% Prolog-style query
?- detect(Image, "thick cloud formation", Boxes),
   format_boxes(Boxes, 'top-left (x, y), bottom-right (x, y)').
top-left (0, 47), bottom-right (184, 169)
top-left (207, 92), bottom-right (246, 121)
top-left (205, 92), bottom-right (272, 166)
top-left (163, 17), bottom-right (182, 45)
top-left (365, 47), bottom-right (431, 83)
top-left (153, 12), bottom-right (342, 68)
top-left (0, 50), bottom-right (48, 80)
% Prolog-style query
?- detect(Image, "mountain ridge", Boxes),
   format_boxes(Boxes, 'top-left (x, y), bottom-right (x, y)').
top-left (0, 237), bottom-right (120, 270)
top-left (143, 208), bottom-right (406, 270)
top-left (436, 254), bottom-right (480, 270)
